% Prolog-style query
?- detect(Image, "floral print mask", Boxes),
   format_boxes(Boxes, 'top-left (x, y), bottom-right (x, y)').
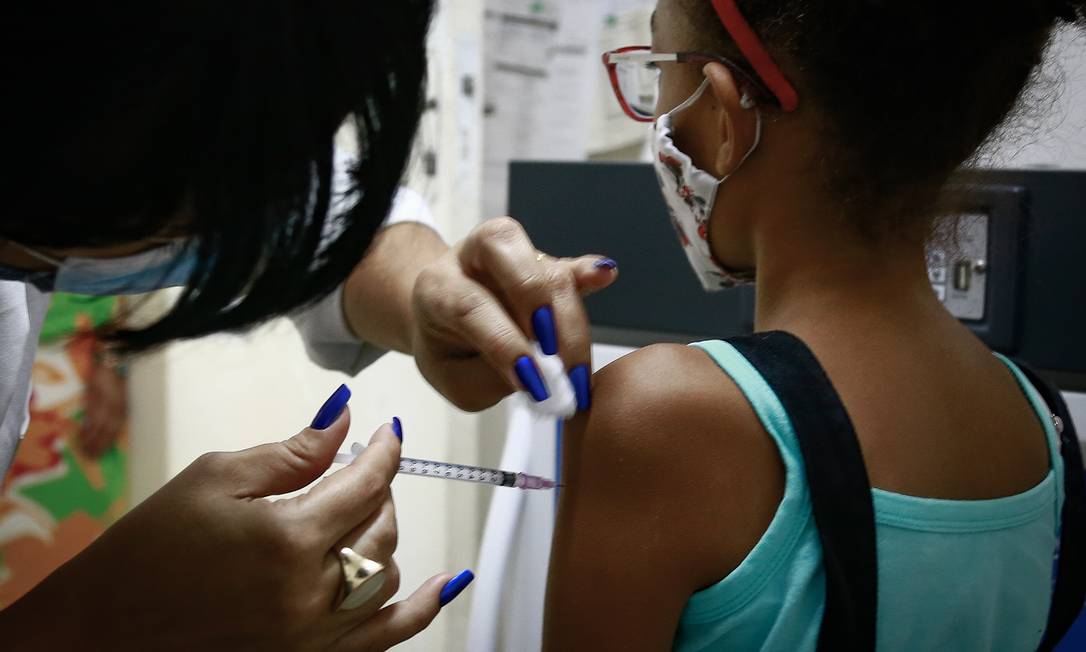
top-left (651, 79), bottom-right (761, 291)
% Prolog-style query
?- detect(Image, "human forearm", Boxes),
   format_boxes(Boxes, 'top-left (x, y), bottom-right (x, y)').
top-left (0, 565), bottom-right (88, 650)
top-left (341, 221), bottom-right (448, 355)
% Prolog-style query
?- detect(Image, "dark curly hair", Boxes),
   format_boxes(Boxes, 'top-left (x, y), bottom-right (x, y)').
top-left (677, 0), bottom-right (1085, 236)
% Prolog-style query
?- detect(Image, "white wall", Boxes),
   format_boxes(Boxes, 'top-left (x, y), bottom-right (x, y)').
top-left (987, 27), bottom-right (1086, 169)
top-left (128, 1), bottom-right (487, 650)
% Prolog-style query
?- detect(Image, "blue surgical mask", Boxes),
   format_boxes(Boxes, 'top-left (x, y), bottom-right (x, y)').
top-left (0, 240), bottom-right (198, 295)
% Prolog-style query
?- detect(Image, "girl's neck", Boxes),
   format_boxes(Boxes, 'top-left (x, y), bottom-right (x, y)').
top-left (750, 204), bottom-right (944, 335)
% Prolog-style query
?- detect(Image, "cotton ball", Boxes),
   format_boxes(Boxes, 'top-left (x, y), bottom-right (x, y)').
top-left (523, 344), bottom-right (577, 419)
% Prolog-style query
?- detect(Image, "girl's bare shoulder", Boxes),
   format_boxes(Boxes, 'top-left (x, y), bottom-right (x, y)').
top-left (560, 343), bottom-right (785, 584)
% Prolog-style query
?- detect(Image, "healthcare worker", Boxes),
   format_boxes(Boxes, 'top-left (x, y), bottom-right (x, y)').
top-left (0, 3), bottom-right (614, 649)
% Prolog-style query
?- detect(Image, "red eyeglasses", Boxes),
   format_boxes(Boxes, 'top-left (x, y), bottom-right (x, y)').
top-left (602, 46), bottom-right (774, 123)
top-left (602, 0), bottom-right (798, 123)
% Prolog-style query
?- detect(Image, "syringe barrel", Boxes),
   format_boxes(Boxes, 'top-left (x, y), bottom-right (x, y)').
top-left (399, 456), bottom-right (507, 486)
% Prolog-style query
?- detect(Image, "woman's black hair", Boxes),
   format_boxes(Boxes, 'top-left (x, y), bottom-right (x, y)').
top-left (678, 0), bottom-right (1086, 236)
top-left (4, 0), bottom-right (434, 350)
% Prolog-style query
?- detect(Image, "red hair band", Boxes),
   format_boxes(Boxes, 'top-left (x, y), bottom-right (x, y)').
top-left (709, 0), bottom-right (799, 112)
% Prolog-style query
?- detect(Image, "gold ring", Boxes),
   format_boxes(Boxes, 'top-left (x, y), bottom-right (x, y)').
top-left (337, 547), bottom-right (387, 611)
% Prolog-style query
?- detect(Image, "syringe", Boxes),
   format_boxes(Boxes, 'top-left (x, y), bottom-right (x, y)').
top-left (334, 443), bottom-right (557, 491)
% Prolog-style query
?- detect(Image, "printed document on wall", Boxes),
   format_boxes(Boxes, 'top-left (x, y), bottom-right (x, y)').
top-left (481, 0), bottom-right (603, 218)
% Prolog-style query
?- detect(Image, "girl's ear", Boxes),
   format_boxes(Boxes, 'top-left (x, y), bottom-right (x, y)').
top-left (703, 63), bottom-right (758, 178)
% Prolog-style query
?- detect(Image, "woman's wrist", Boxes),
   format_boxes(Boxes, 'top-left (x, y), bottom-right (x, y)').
top-left (343, 222), bottom-right (448, 355)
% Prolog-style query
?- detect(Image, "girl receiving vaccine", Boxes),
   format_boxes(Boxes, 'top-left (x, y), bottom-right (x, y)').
top-left (545, 1), bottom-right (1085, 650)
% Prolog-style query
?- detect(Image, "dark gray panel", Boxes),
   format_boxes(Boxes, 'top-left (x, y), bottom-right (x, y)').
top-left (975, 170), bottom-right (1086, 376)
top-left (509, 162), bottom-right (1086, 387)
top-left (509, 161), bottom-right (753, 343)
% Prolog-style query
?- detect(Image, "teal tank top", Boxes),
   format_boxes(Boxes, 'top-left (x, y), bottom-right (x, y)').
top-left (675, 340), bottom-right (1065, 652)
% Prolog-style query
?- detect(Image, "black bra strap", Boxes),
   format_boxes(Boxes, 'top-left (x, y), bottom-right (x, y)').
top-left (1011, 360), bottom-right (1086, 652)
top-left (728, 332), bottom-right (878, 651)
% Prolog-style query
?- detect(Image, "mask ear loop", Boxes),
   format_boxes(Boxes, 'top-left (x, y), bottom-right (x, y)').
top-left (663, 81), bottom-right (764, 184)
top-left (667, 78), bottom-right (712, 117)
top-left (10, 242), bottom-right (63, 268)
top-left (729, 93), bottom-right (763, 178)
top-left (704, 90), bottom-right (763, 279)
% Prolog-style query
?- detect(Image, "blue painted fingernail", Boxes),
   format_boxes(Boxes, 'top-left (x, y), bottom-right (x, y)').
top-left (391, 417), bottom-right (403, 442)
top-left (440, 570), bottom-right (475, 607)
top-left (515, 356), bottom-right (550, 401)
top-left (311, 384), bottom-right (351, 430)
top-left (532, 306), bottom-right (559, 356)
top-left (570, 365), bottom-right (591, 412)
top-left (594, 258), bottom-right (618, 271)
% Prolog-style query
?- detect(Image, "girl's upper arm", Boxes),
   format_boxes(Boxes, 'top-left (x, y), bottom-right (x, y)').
top-left (543, 344), bottom-right (784, 651)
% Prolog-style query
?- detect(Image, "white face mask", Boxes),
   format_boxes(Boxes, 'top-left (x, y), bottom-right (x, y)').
top-left (651, 79), bottom-right (762, 291)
